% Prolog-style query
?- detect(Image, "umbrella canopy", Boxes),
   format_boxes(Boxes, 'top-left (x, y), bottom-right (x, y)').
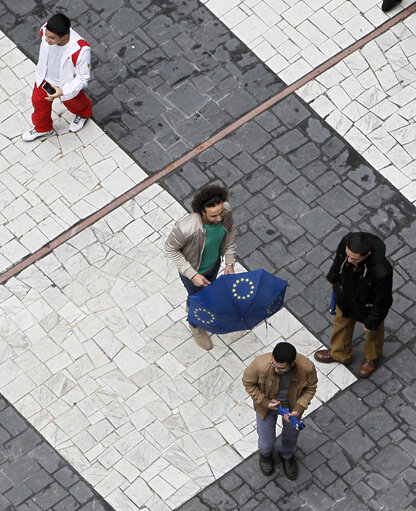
top-left (187, 269), bottom-right (288, 334)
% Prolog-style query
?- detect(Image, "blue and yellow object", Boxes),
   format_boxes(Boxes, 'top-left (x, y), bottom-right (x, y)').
top-left (276, 406), bottom-right (305, 431)
top-left (188, 269), bottom-right (288, 334)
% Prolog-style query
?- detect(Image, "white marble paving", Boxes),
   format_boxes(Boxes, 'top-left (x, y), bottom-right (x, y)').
top-left (203, 0), bottom-right (413, 84)
top-left (0, 180), bottom-right (356, 510)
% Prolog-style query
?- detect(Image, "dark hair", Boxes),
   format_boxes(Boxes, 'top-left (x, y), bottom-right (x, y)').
top-left (272, 342), bottom-right (297, 364)
top-left (347, 233), bottom-right (372, 256)
top-left (191, 185), bottom-right (228, 213)
top-left (46, 14), bottom-right (71, 37)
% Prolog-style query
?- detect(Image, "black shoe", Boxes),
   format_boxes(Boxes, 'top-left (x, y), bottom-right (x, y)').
top-left (279, 454), bottom-right (298, 480)
top-left (259, 454), bottom-right (274, 476)
top-left (382, 0), bottom-right (401, 12)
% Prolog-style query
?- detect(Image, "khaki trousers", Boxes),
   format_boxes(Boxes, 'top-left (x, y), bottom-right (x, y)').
top-left (329, 306), bottom-right (384, 362)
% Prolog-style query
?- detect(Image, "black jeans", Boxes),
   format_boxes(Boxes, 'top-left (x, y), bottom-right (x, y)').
top-left (179, 259), bottom-right (221, 307)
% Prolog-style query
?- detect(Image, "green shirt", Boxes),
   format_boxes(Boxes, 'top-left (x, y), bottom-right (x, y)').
top-left (198, 223), bottom-right (226, 274)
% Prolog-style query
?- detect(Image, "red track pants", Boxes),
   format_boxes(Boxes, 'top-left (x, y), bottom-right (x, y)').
top-left (31, 81), bottom-right (92, 133)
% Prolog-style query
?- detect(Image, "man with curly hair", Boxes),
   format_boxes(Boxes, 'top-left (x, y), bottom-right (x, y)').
top-left (165, 185), bottom-right (236, 349)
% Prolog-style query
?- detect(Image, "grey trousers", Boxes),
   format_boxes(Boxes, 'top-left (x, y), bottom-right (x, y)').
top-left (256, 411), bottom-right (299, 459)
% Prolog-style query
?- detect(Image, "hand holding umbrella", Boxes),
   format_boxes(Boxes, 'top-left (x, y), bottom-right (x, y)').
top-left (269, 400), bottom-right (305, 430)
top-left (277, 406), bottom-right (305, 431)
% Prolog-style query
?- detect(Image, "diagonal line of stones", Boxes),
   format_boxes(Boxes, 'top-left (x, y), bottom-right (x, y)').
top-left (1, 2), bottom-right (415, 286)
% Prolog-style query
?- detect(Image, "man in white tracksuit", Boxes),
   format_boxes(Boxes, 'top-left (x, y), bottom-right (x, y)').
top-left (22, 13), bottom-right (92, 141)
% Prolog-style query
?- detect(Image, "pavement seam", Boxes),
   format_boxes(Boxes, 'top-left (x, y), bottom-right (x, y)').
top-left (0, 3), bottom-right (415, 286)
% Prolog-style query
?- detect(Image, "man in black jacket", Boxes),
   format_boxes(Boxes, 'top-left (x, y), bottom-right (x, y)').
top-left (314, 232), bottom-right (393, 377)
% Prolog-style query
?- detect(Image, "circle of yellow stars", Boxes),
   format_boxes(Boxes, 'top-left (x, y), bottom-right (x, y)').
top-left (266, 296), bottom-right (283, 315)
top-left (232, 278), bottom-right (255, 300)
top-left (193, 307), bottom-right (215, 324)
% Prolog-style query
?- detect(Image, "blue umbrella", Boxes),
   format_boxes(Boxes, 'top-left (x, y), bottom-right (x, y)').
top-left (276, 406), bottom-right (305, 431)
top-left (187, 269), bottom-right (288, 334)
top-left (329, 290), bottom-right (336, 315)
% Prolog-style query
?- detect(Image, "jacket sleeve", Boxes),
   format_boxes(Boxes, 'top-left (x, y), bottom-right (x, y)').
top-left (223, 212), bottom-right (236, 266)
top-left (364, 273), bottom-right (393, 331)
top-left (164, 223), bottom-right (198, 280)
top-left (62, 46), bottom-right (91, 99)
top-left (327, 237), bottom-right (347, 284)
top-left (293, 364), bottom-right (318, 417)
top-left (242, 362), bottom-right (271, 412)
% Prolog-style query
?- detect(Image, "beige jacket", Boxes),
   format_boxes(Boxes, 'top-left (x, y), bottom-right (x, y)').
top-left (242, 353), bottom-right (318, 419)
top-left (164, 202), bottom-right (236, 280)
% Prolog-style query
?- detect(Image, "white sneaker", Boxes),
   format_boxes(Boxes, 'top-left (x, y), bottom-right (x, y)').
top-left (69, 115), bottom-right (87, 133)
top-left (22, 128), bottom-right (53, 142)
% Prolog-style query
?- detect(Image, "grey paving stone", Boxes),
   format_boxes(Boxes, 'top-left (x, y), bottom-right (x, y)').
top-left (343, 466), bottom-right (365, 486)
top-left (298, 483), bottom-right (334, 510)
top-left (220, 473), bottom-right (244, 493)
top-left (318, 186), bottom-right (358, 216)
top-left (248, 215), bottom-right (279, 243)
top-left (358, 409), bottom-right (396, 441)
top-left (4, 428), bottom-right (42, 459)
top-left (288, 142), bottom-right (321, 169)
top-left (321, 136), bottom-right (345, 158)
top-left (298, 206), bottom-right (339, 240)
top-left (238, 232), bottom-right (263, 259)
top-left (389, 349), bottom-right (416, 382)
top-left (25, 470), bottom-right (53, 493)
top-left (201, 485), bottom-right (238, 510)
top-left (2, 457), bottom-right (40, 484)
top-left (288, 176), bottom-right (321, 204)
top-left (272, 96), bottom-right (310, 129)
top-left (5, 482), bottom-right (33, 506)
top-left (53, 495), bottom-right (79, 511)
top-left (305, 118), bottom-right (331, 144)
top-left (361, 388), bottom-right (387, 408)
top-left (17, 501), bottom-right (42, 511)
top-left (266, 156), bottom-right (300, 185)
top-left (244, 250), bottom-right (276, 274)
top-left (327, 452), bottom-right (351, 476)
top-left (331, 493), bottom-right (369, 511)
top-left (0, 407), bottom-right (27, 436)
top-left (273, 129), bottom-right (307, 154)
top-left (69, 481), bottom-right (94, 503)
top-left (253, 499), bottom-right (279, 511)
top-left (337, 426), bottom-right (375, 461)
top-left (178, 497), bottom-right (209, 511)
top-left (212, 161), bottom-right (244, 187)
top-left (373, 478), bottom-right (414, 509)
top-left (272, 213), bottom-right (305, 242)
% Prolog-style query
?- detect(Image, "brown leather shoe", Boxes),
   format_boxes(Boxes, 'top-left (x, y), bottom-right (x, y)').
top-left (314, 349), bottom-right (338, 363)
top-left (360, 359), bottom-right (376, 378)
top-left (314, 349), bottom-right (352, 364)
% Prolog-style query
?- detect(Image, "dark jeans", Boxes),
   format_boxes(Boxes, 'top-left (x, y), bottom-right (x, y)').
top-left (256, 411), bottom-right (299, 458)
top-left (179, 259), bottom-right (221, 307)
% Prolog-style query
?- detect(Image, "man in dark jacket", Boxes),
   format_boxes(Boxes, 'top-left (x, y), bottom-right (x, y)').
top-left (314, 232), bottom-right (393, 377)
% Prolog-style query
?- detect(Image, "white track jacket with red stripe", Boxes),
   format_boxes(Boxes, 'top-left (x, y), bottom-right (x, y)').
top-left (35, 24), bottom-right (91, 101)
